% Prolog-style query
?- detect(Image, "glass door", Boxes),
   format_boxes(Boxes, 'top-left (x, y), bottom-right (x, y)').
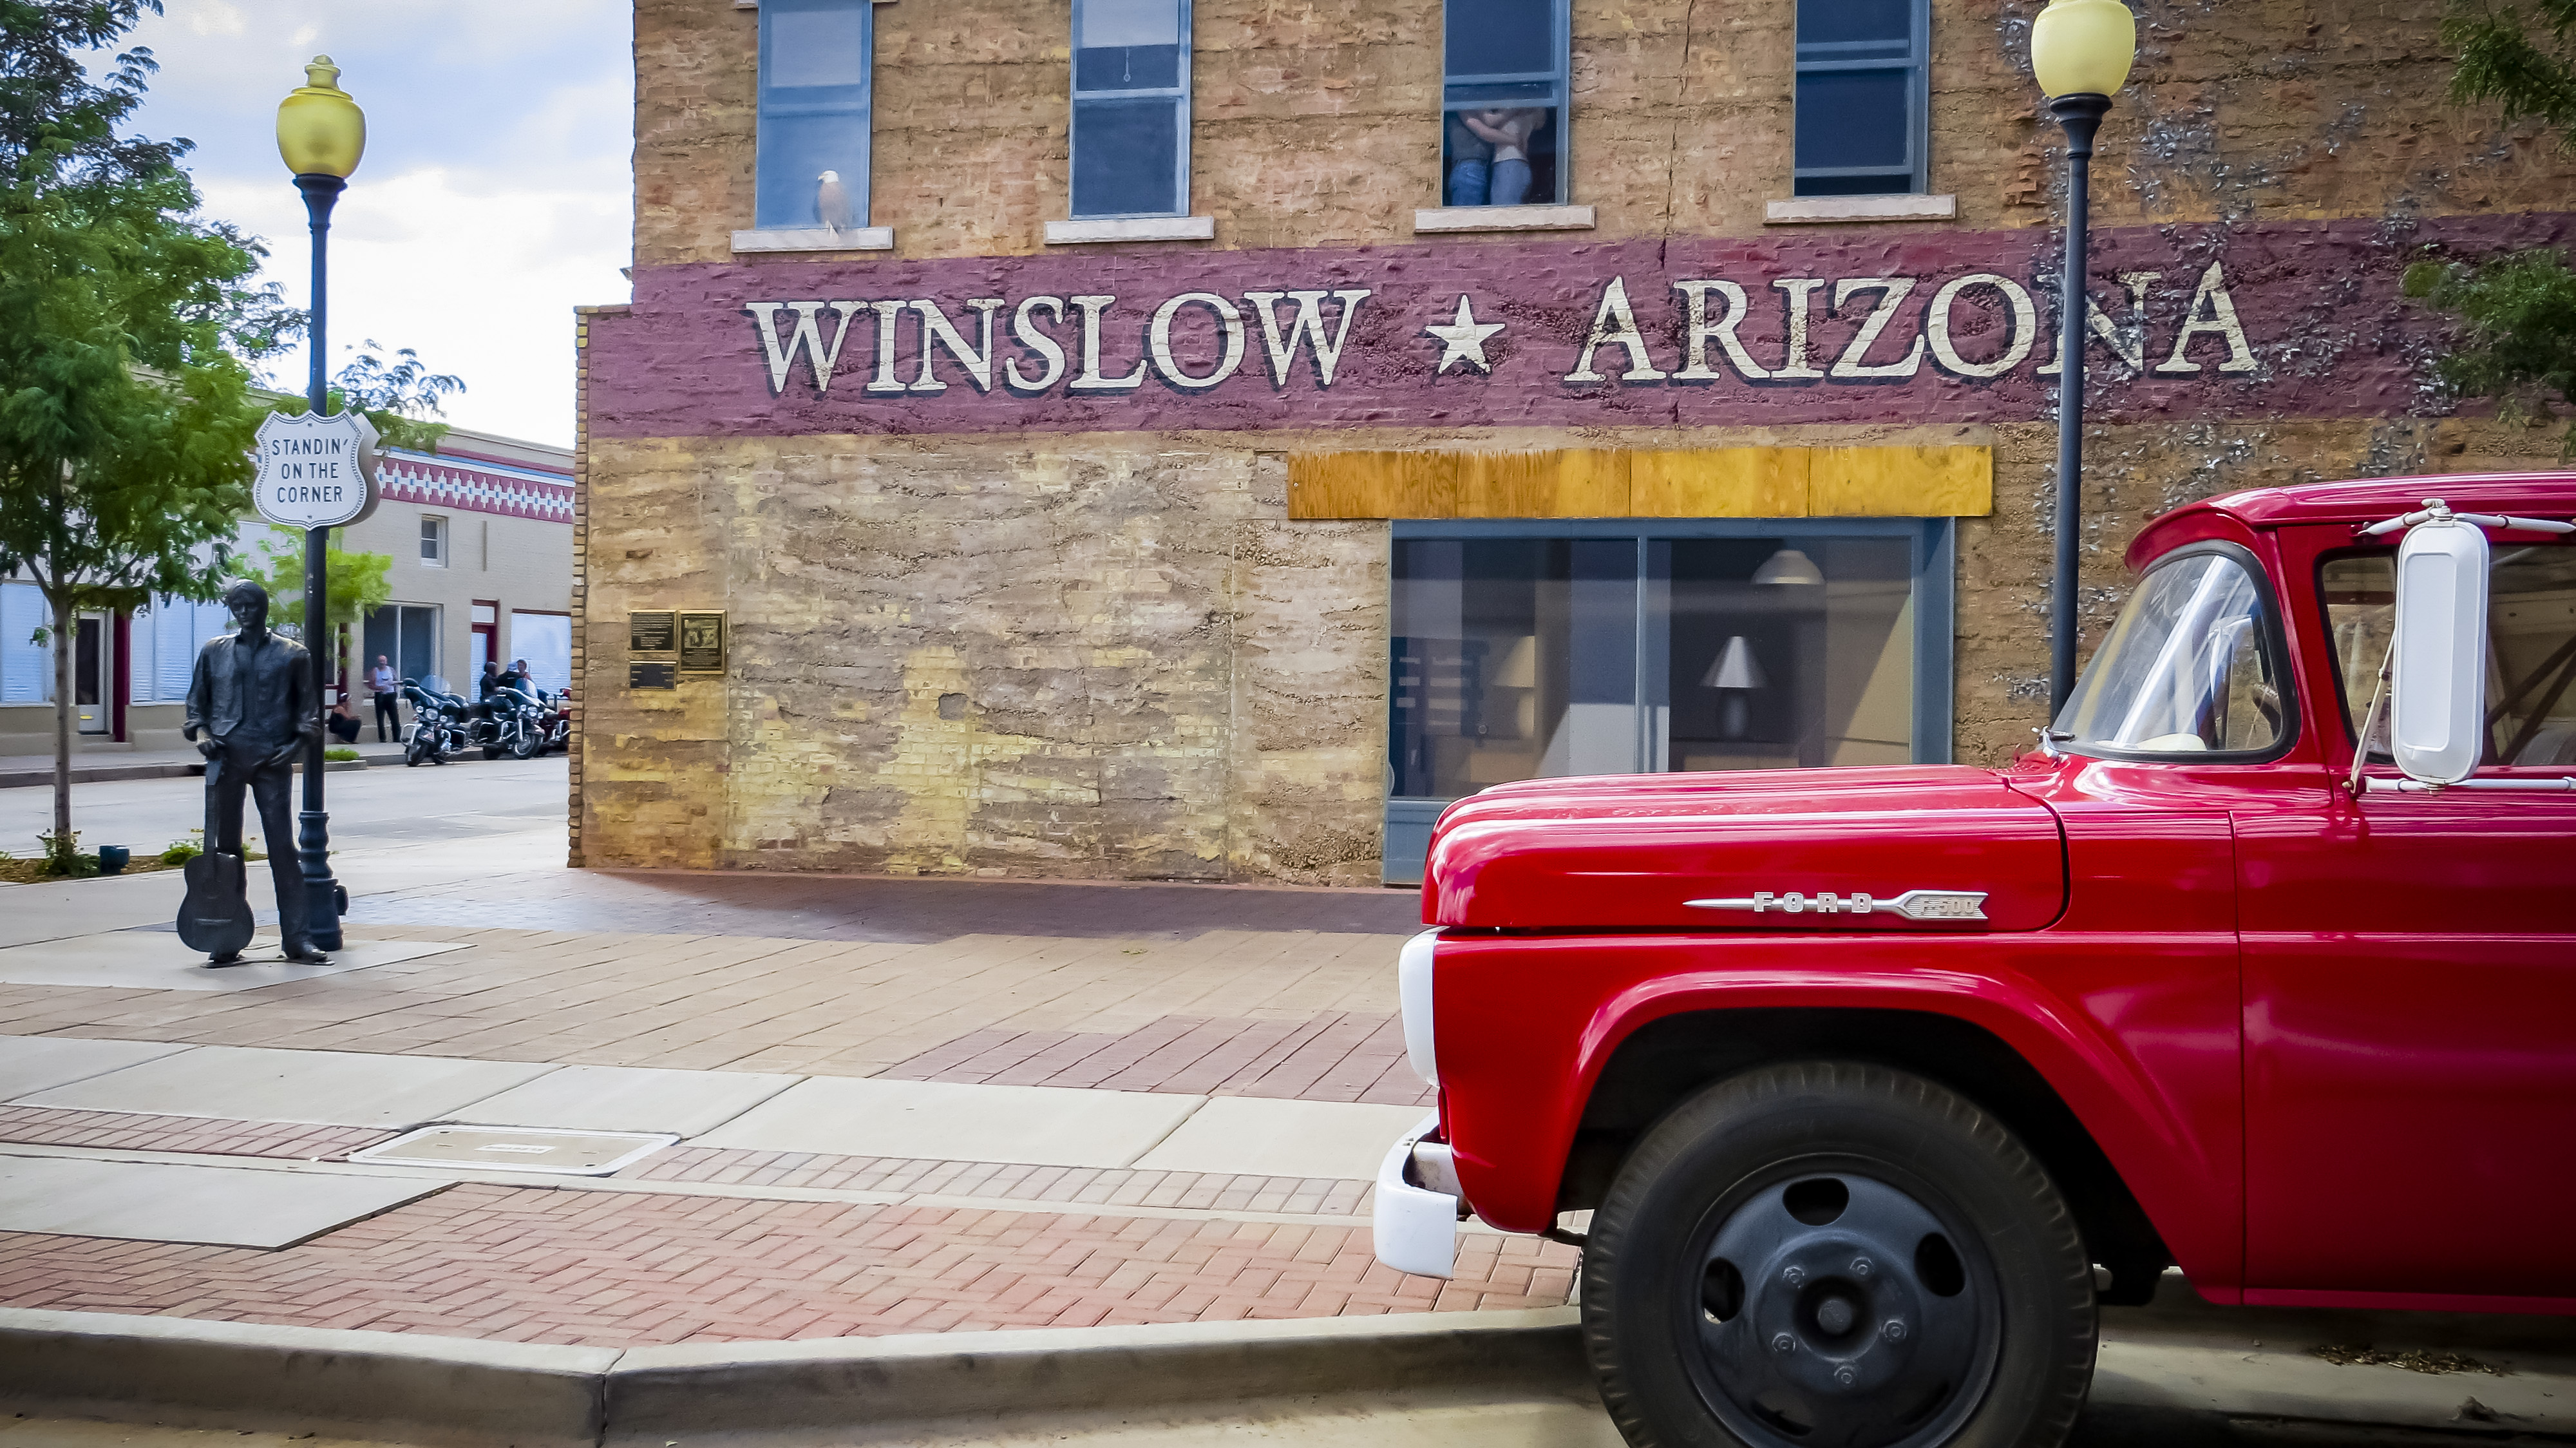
top-left (74, 613), bottom-right (109, 734)
top-left (1385, 520), bottom-right (1949, 883)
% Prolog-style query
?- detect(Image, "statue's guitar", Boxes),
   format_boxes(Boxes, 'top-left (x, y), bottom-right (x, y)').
top-left (177, 850), bottom-right (256, 959)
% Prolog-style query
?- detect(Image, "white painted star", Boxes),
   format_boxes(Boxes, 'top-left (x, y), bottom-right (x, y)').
top-left (1425, 294), bottom-right (1505, 374)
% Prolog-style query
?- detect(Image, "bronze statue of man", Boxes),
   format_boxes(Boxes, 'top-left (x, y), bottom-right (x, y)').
top-left (183, 579), bottom-right (327, 963)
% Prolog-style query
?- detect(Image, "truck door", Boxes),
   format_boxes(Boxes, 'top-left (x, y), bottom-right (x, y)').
top-left (2235, 539), bottom-right (2576, 1302)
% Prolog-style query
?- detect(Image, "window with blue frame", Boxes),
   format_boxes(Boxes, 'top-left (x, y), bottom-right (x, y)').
top-left (1439, 0), bottom-right (1569, 208)
top-left (1792, 0), bottom-right (1929, 196)
top-left (756, 0), bottom-right (875, 231)
top-left (1071, 0), bottom-right (1191, 220)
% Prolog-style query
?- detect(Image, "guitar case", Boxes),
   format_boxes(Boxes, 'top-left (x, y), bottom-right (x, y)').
top-left (177, 850), bottom-right (257, 958)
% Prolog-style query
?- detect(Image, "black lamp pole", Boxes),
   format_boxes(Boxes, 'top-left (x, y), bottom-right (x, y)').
top-left (296, 171), bottom-right (346, 951)
top-left (2047, 92), bottom-right (2111, 718)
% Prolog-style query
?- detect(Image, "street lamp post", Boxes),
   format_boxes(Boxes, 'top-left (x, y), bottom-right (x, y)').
top-left (2031, 0), bottom-right (2137, 716)
top-left (276, 56), bottom-right (366, 951)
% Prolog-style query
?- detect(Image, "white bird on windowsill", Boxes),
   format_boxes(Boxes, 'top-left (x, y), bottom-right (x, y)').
top-left (816, 170), bottom-right (853, 235)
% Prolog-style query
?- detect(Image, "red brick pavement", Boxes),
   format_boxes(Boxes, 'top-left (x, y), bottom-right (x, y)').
top-left (882, 1012), bottom-right (1434, 1107)
top-left (619, 1143), bottom-right (1378, 1217)
top-left (0, 1183), bottom-right (1577, 1346)
top-left (0, 1106), bottom-right (392, 1162)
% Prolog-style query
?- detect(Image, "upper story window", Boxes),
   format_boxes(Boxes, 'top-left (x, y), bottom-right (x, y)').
top-left (420, 515), bottom-right (448, 567)
top-left (756, 0), bottom-right (875, 231)
top-left (1793, 0), bottom-right (1929, 196)
top-left (1061, 0), bottom-right (1190, 219)
top-left (1440, 0), bottom-right (1569, 208)
top-left (1070, 0), bottom-right (1191, 219)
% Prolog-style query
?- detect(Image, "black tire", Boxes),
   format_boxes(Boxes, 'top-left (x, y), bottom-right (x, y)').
top-left (482, 746), bottom-right (503, 760)
top-left (1582, 1062), bottom-right (2096, 1448)
top-left (509, 730), bottom-right (538, 761)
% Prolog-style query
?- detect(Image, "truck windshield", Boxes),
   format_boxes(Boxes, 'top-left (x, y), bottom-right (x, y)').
top-left (2052, 550), bottom-right (2284, 757)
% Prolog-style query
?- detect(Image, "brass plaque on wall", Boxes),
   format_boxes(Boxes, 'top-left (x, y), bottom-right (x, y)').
top-left (677, 611), bottom-right (726, 674)
top-left (629, 662), bottom-right (677, 690)
top-left (629, 611), bottom-right (676, 655)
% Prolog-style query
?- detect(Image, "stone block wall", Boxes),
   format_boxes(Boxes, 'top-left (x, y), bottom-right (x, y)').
top-left (632, 0), bottom-right (2575, 265)
top-left (590, 0), bottom-right (2576, 882)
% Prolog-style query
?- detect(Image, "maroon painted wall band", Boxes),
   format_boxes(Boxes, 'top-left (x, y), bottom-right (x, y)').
top-left (589, 213), bottom-right (2575, 440)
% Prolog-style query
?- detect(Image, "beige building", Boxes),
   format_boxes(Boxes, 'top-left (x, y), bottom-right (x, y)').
top-left (573, 0), bottom-right (2576, 886)
top-left (0, 423), bottom-right (572, 757)
top-left (350, 426), bottom-right (578, 713)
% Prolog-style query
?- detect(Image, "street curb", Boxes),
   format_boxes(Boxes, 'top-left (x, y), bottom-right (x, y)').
top-left (0, 762), bottom-right (198, 788)
top-left (0, 1306), bottom-right (1587, 1447)
top-left (8, 1304), bottom-right (2574, 1445)
top-left (0, 1306), bottom-right (618, 1447)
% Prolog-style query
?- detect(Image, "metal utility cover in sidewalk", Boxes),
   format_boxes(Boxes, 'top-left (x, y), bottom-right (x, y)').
top-left (350, 1125), bottom-right (676, 1176)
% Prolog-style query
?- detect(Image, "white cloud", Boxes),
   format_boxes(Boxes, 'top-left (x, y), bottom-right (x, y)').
top-left (111, 0), bottom-right (635, 446)
top-left (207, 166), bottom-right (630, 447)
top-left (187, 2), bottom-right (247, 38)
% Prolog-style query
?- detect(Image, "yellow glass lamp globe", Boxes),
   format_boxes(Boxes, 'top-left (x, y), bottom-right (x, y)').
top-left (2031, 0), bottom-right (2137, 99)
top-left (276, 55), bottom-right (366, 178)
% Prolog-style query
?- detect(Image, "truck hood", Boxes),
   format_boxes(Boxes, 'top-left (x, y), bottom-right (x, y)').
top-left (1422, 766), bottom-right (2067, 931)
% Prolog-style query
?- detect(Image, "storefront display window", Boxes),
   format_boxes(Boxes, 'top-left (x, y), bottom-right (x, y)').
top-left (1440, 0), bottom-right (1568, 208)
top-left (1386, 520), bottom-right (1951, 881)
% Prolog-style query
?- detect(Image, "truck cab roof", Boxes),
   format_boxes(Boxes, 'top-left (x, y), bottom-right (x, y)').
top-left (2130, 471), bottom-right (2576, 567)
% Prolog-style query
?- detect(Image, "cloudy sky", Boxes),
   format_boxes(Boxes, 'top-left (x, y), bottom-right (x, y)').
top-left (105, 0), bottom-right (635, 447)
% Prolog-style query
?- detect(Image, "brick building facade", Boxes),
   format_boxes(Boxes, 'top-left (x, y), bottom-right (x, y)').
top-left (575, 0), bottom-right (2576, 884)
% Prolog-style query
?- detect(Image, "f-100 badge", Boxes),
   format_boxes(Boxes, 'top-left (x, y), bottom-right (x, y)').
top-left (1683, 890), bottom-right (1990, 921)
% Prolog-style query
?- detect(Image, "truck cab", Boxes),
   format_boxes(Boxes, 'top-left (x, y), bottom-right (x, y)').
top-left (1375, 474), bottom-right (2576, 1448)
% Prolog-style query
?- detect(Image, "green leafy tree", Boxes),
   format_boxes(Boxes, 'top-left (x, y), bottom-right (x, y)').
top-left (2409, 2), bottom-right (2576, 452)
top-left (2442, 0), bottom-right (2576, 142)
top-left (247, 524), bottom-right (392, 681)
top-left (2403, 251), bottom-right (2576, 455)
top-left (270, 339), bottom-right (466, 453)
top-left (0, 0), bottom-right (297, 868)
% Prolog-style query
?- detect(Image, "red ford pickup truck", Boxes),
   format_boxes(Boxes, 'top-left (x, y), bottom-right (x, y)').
top-left (1375, 474), bottom-right (2576, 1448)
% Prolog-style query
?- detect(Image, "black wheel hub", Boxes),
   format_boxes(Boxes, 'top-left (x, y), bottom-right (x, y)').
top-left (1688, 1170), bottom-right (1998, 1448)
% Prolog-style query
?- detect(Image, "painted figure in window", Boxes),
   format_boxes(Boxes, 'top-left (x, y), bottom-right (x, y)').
top-left (1445, 108), bottom-right (1547, 207)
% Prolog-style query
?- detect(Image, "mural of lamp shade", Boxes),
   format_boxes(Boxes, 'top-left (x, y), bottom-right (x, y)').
top-left (1703, 635), bottom-right (1767, 739)
top-left (1752, 548), bottom-right (1824, 586)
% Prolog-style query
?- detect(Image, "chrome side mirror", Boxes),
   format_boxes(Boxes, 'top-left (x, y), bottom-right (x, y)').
top-left (2389, 504), bottom-right (2489, 785)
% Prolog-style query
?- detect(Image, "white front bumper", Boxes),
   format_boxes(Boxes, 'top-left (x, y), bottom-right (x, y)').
top-left (1372, 1110), bottom-right (1462, 1279)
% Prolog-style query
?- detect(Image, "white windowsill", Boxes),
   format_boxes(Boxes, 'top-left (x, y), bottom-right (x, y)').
top-left (1044, 216), bottom-right (1217, 245)
top-left (731, 227), bottom-right (895, 254)
top-left (1765, 194), bottom-right (1958, 225)
top-left (1412, 204), bottom-right (1596, 234)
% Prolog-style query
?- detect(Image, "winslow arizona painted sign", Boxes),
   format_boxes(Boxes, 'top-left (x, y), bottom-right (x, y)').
top-left (589, 213), bottom-right (2576, 441)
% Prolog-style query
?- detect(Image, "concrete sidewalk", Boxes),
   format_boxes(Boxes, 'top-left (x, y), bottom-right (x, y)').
top-left (0, 1021), bottom-right (1555, 1344)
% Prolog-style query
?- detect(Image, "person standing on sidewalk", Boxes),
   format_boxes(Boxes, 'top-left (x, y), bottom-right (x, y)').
top-left (368, 654), bottom-right (401, 741)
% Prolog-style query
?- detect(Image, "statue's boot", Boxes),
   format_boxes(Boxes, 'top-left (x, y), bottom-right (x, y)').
top-left (281, 941), bottom-right (331, 964)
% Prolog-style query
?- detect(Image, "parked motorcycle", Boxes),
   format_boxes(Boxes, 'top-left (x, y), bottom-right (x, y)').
top-left (480, 682), bottom-right (549, 761)
top-left (537, 689), bottom-right (571, 755)
top-left (401, 676), bottom-right (469, 766)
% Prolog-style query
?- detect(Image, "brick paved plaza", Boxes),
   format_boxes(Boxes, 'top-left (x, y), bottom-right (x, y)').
top-left (0, 792), bottom-right (1569, 1348)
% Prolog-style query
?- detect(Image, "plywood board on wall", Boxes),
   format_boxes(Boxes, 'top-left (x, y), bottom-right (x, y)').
top-left (1287, 446), bottom-right (1990, 520)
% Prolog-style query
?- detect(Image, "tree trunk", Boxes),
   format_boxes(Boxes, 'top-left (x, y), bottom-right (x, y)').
top-left (49, 593), bottom-right (73, 854)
